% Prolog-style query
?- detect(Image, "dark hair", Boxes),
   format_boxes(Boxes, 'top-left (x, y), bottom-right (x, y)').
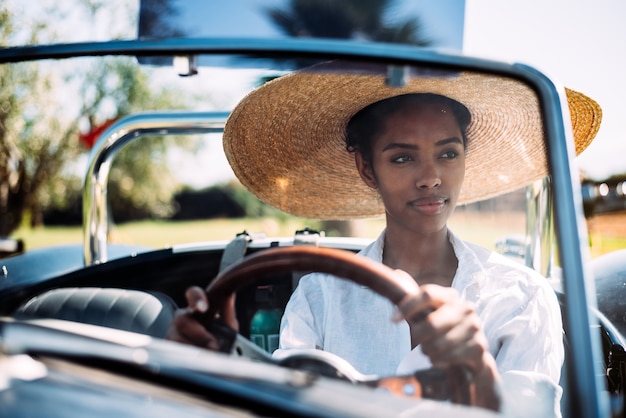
top-left (345, 93), bottom-right (471, 164)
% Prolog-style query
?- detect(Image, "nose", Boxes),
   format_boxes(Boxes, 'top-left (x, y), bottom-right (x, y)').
top-left (416, 162), bottom-right (441, 189)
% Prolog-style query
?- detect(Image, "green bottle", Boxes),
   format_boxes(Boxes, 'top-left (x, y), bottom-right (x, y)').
top-left (250, 286), bottom-right (282, 353)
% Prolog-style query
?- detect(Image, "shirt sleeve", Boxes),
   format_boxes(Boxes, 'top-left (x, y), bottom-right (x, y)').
top-left (488, 280), bottom-right (565, 417)
top-left (492, 282), bottom-right (564, 382)
top-left (274, 273), bottom-right (325, 355)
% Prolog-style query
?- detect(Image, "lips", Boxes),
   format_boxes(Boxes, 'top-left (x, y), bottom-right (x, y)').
top-left (408, 195), bottom-right (448, 215)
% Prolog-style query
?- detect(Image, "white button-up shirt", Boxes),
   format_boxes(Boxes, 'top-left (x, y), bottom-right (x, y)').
top-left (276, 229), bottom-right (564, 417)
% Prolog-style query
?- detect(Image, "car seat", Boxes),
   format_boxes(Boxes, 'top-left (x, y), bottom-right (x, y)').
top-left (13, 287), bottom-right (177, 338)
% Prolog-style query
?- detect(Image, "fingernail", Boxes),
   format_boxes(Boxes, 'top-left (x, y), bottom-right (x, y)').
top-left (196, 300), bottom-right (208, 312)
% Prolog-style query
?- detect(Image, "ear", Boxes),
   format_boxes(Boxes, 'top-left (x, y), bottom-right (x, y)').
top-left (355, 152), bottom-right (377, 189)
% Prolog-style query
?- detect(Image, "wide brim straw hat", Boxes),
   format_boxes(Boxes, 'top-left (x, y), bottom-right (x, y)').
top-left (223, 62), bottom-right (602, 220)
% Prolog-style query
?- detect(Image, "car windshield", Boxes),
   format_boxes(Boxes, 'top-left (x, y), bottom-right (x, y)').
top-left (4, 52), bottom-right (537, 262)
top-left (2, 2), bottom-right (620, 418)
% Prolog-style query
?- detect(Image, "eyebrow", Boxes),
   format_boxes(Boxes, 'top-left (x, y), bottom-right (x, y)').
top-left (381, 137), bottom-right (464, 152)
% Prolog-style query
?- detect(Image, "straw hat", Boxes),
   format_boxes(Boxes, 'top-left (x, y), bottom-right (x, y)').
top-left (223, 62), bottom-right (602, 220)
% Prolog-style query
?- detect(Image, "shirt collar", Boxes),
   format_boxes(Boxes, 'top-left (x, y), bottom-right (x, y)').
top-left (360, 229), bottom-right (385, 263)
top-left (361, 228), bottom-right (485, 302)
top-left (448, 229), bottom-right (485, 302)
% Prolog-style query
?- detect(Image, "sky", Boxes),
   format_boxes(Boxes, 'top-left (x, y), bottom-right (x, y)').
top-left (168, 0), bottom-right (626, 180)
top-left (172, 0), bottom-right (626, 181)
top-left (7, 0), bottom-right (626, 183)
top-left (464, 0), bottom-right (626, 180)
top-left (152, 0), bottom-right (626, 182)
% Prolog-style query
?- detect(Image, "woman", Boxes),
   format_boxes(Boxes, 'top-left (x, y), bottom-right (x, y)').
top-left (169, 63), bottom-right (602, 416)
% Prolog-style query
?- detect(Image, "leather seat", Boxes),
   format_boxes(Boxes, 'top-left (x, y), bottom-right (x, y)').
top-left (14, 287), bottom-right (177, 338)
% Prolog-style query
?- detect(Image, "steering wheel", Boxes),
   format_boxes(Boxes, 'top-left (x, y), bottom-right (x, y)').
top-left (201, 245), bottom-right (475, 406)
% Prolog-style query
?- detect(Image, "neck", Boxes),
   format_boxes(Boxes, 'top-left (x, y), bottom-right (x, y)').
top-left (382, 224), bottom-right (457, 287)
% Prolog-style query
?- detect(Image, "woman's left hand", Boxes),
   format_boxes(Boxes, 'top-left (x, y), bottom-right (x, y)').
top-left (393, 281), bottom-right (487, 373)
top-left (391, 271), bottom-right (501, 411)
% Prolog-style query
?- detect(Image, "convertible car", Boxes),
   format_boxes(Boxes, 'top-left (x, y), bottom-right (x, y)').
top-left (0, 10), bottom-right (623, 418)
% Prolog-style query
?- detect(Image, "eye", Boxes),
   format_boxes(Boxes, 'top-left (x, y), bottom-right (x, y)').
top-left (391, 154), bottom-right (413, 163)
top-left (440, 150), bottom-right (459, 159)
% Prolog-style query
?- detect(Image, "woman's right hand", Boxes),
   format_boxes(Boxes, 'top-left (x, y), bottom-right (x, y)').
top-left (391, 276), bottom-right (501, 411)
top-left (166, 286), bottom-right (239, 350)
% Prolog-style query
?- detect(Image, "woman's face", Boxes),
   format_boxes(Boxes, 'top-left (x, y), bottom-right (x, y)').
top-left (356, 101), bottom-right (466, 235)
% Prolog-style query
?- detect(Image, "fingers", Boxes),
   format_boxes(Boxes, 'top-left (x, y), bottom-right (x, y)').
top-left (409, 297), bottom-right (477, 341)
top-left (185, 286), bottom-right (209, 313)
top-left (417, 305), bottom-right (487, 371)
top-left (166, 286), bottom-right (238, 350)
top-left (392, 284), bottom-right (459, 323)
top-left (167, 307), bottom-right (221, 350)
top-left (393, 283), bottom-right (489, 373)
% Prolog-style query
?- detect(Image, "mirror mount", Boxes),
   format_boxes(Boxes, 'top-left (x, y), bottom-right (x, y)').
top-left (173, 55), bottom-right (198, 77)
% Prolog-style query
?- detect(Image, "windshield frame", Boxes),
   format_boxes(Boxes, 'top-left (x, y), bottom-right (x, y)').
top-left (0, 36), bottom-right (606, 418)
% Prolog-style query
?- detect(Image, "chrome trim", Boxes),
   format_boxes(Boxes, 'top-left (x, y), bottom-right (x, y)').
top-left (526, 177), bottom-right (554, 278)
top-left (518, 63), bottom-right (608, 418)
top-left (82, 111), bottom-right (229, 265)
top-left (171, 237), bottom-right (373, 255)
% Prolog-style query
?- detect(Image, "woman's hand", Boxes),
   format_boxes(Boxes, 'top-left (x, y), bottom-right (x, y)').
top-left (393, 283), bottom-right (486, 371)
top-left (166, 286), bottom-right (239, 351)
top-left (391, 272), bottom-right (501, 411)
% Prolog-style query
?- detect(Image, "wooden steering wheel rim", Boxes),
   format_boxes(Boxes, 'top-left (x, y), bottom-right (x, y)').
top-left (205, 245), bottom-right (419, 315)
top-left (203, 245), bottom-right (474, 407)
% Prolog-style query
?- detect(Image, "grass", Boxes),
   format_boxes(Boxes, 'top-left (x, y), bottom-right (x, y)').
top-left (13, 218), bottom-right (316, 250)
top-left (588, 235), bottom-right (626, 258)
top-left (11, 212), bottom-right (626, 258)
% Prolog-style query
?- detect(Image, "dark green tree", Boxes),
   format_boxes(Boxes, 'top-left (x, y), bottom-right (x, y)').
top-left (0, 8), bottom-right (26, 236)
top-left (138, 0), bottom-right (185, 38)
top-left (0, 7), bottom-right (82, 234)
top-left (265, 0), bottom-right (431, 45)
top-left (0, 2), bottom-right (193, 239)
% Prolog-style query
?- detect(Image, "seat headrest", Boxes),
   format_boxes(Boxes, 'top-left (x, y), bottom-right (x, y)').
top-left (14, 287), bottom-right (177, 338)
